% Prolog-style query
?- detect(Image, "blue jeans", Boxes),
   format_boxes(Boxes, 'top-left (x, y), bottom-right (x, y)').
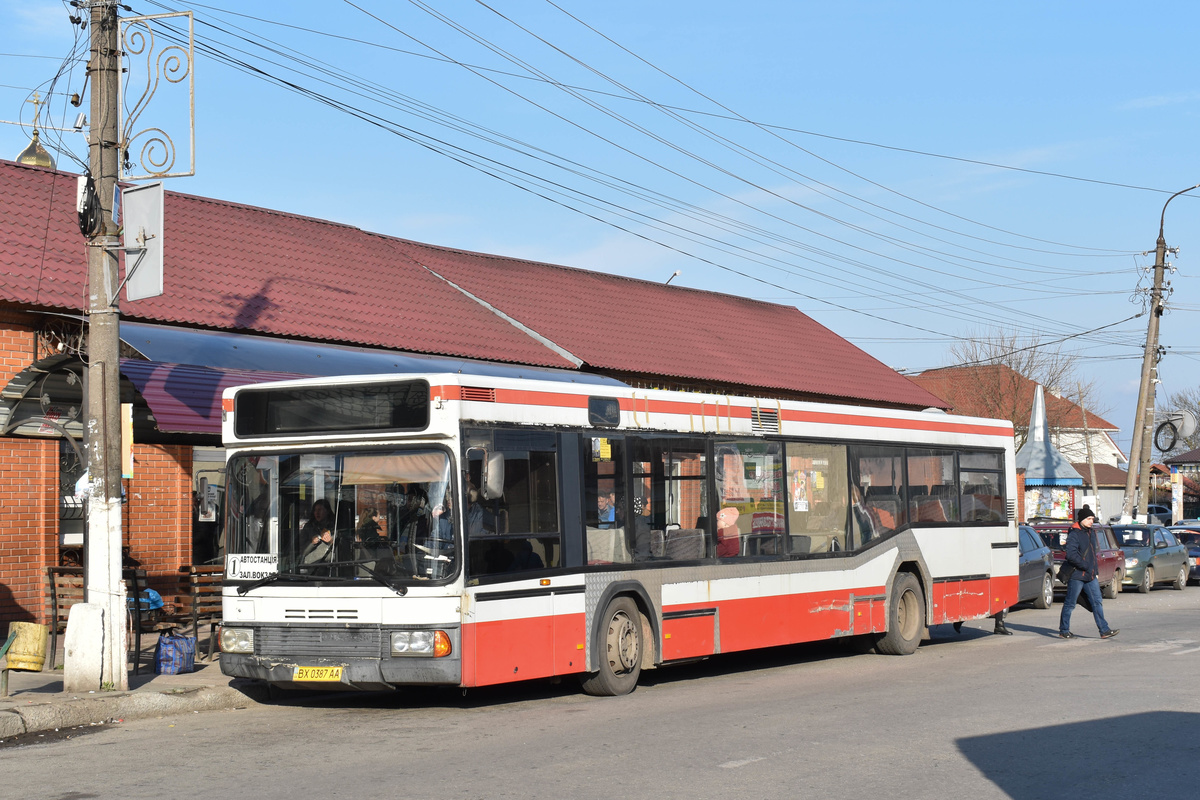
top-left (1059, 576), bottom-right (1111, 635)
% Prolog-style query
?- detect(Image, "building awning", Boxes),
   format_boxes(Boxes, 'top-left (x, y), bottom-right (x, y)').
top-left (0, 355), bottom-right (305, 442)
top-left (118, 360), bottom-right (305, 435)
top-left (118, 321), bottom-right (618, 384)
top-left (0, 322), bottom-right (622, 442)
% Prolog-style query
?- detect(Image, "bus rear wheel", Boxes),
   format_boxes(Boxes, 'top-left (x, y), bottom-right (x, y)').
top-left (876, 573), bottom-right (925, 656)
top-left (581, 597), bottom-right (642, 696)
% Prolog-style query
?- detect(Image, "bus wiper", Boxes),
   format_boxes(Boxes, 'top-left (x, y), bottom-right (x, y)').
top-left (236, 571), bottom-right (309, 595)
top-left (308, 559), bottom-right (409, 597)
top-left (350, 559), bottom-right (408, 597)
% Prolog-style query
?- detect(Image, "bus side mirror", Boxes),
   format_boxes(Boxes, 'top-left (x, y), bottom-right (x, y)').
top-left (198, 477), bottom-right (212, 517)
top-left (483, 452), bottom-right (505, 501)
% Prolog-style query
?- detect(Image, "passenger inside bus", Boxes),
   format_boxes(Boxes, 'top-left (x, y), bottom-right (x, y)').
top-left (465, 481), bottom-right (486, 536)
top-left (300, 499), bottom-right (336, 568)
top-left (355, 506), bottom-right (397, 576)
top-left (396, 486), bottom-right (430, 550)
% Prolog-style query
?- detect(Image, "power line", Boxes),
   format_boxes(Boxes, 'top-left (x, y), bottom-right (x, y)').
top-left (131, 1), bottom-right (1150, 352)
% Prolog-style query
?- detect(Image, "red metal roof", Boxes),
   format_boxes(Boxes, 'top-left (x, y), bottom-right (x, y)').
top-left (912, 364), bottom-right (1118, 430)
top-left (0, 159), bottom-right (947, 409)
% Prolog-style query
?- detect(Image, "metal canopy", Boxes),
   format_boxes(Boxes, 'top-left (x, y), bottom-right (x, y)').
top-left (118, 321), bottom-right (624, 386)
top-left (0, 322), bottom-right (625, 442)
top-left (0, 355), bottom-right (299, 442)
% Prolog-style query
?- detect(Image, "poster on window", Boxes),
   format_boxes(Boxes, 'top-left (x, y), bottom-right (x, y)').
top-left (791, 469), bottom-right (809, 511)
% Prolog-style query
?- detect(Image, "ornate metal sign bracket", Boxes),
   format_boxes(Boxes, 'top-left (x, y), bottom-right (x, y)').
top-left (119, 11), bottom-right (195, 179)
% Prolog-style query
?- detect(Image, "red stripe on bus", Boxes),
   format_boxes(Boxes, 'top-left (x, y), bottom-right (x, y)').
top-left (781, 409), bottom-right (1009, 437)
top-left (460, 576), bottom-right (1017, 687)
top-left (431, 385), bottom-right (1010, 437)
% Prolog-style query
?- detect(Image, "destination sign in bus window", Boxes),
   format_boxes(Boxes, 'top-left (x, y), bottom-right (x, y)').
top-left (235, 380), bottom-right (429, 436)
top-left (227, 554), bottom-right (279, 581)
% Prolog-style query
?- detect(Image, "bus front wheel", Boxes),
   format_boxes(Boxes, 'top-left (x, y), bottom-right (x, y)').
top-left (876, 572), bottom-right (925, 656)
top-left (581, 597), bottom-right (642, 696)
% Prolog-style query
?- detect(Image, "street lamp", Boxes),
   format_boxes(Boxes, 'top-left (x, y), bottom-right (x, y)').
top-left (1121, 183), bottom-right (1199, 522)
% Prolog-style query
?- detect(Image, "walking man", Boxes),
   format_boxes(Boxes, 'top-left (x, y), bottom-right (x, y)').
top-left (1058, 505), bottom-right (1118, 640)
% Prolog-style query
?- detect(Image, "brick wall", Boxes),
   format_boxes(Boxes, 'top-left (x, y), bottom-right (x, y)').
top-left (125, 444), bottom-right (194, 601)
top-left (1016, 470), bottom-right (1026, 523)
top-left (0, 311), bottom-right (36, 385)
top-left (0, 438), bottom-right (58, 634)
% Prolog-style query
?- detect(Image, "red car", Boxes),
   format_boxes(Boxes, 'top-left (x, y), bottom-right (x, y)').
top-left (1030, 522), bottom-right (1125, 599)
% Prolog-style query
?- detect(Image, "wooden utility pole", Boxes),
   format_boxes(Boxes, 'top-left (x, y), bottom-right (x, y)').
top-left (81, 0), bottom-right (127, 691)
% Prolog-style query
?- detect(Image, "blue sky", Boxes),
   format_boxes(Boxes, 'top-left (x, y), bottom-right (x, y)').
top-left (4, 1), bottom-right (1200, 454)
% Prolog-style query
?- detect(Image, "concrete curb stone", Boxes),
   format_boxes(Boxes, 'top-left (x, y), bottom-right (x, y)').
top-left (0, 679), bottom-right (269, 738)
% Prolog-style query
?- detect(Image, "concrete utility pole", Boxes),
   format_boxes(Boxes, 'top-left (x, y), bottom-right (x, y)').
top-left (1121, 184), bottom-right (1197, 523)
top-left (78, 0), bottom-right (127, 691)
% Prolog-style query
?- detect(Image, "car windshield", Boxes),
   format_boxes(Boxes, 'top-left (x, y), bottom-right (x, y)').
top-left (1172, 531), bottom-right (1200, 546)
top-left (1112, 526), bottom-right (1151, 548)
top-left (224, 448), bottom-right (456, 584)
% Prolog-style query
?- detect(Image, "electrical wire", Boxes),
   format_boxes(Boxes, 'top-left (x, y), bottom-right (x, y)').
top-left (129, 1), bottom-right (1155, 352)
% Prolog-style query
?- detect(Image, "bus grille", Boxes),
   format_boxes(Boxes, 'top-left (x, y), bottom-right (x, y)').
top-left (256, 626), bottom-right (383, 658)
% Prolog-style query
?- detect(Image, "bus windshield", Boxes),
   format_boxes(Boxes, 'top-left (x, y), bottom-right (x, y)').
top-left (225, 448), bottom-right (456, 584)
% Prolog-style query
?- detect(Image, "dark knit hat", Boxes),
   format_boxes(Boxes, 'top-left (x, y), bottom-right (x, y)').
top-left (1075, 505), bottom-right (1095, 523)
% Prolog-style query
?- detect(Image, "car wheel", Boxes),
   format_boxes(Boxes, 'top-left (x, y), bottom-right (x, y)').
top-left (1173, 564), bottom-right (1187, 591)
top-left (876, 573), bottom-right (925, 656)
top-left (1138, 565), bottom-right (1154, 594)
top-left (1102, 574), bottom-right (1119, 600)
top-left (580, 596), bottom-right (642, 696)
top-left (1034, 571), bottom-right (1053, 609)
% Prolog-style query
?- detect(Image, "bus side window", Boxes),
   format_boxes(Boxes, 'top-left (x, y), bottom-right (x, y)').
top-left (715, 441), bottom-right (784, 558)
top-left (785, 442), bottom-right (849, 554)
top-left (584, 436), bottom-right (631, 565)
top-left (849, 445), bottom-right (906, 543)
top-left (463, 428), bottom-right (562, 576)
top-left (627, 437), bottom-right (708, 561)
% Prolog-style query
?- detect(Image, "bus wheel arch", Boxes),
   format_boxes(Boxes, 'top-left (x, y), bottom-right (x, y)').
top-left (581, 594), bottom-right (645, 696)
top-left (876, 566), bottom-right (926, 656)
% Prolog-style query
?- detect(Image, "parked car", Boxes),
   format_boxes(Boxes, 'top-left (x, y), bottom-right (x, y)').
top-left (1112, 524), bottom-right (1190, 592)
top-left (1167, 525), bottom-right (1200, 585)
top-left (1017, 524), bottom-right (1054, 608)
top-left (1145, 504), bottom-right (1173, 526)
top-left (1031, 521), bottom-right (1124, 599)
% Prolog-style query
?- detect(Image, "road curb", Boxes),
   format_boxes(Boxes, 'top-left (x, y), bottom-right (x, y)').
top-left (0, 680), bottom-right (269, 738)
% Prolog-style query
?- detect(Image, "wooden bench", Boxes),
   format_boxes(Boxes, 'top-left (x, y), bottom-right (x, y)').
top-left (46, 566), bottom-right (151, 674)
top-left (177, 564), bottom-right (223, 660)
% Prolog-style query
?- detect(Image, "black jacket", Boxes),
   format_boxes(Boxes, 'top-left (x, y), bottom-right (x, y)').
top-left (1064, 524), bottom-right (1098, 582)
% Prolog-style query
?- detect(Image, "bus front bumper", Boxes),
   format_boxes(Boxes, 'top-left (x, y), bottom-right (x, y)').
top-left (220, 652), bottom-right (462, 688)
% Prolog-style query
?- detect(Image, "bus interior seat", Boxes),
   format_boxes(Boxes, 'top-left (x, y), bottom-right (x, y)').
top-left (664, 528), bottom-right (705, 559)
top-left (586, 526), bottom-right (630, 564)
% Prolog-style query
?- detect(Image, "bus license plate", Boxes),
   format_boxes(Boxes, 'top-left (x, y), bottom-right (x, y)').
top-left (293, 666), bottom-right (343, 682)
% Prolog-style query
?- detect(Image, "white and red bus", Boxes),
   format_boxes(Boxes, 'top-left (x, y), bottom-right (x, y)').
top-left (218, 369), bottom-right (1016, 695)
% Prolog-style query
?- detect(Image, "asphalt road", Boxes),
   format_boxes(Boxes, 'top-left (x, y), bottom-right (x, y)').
top-left (4, 585), bottom-right (1199, 800)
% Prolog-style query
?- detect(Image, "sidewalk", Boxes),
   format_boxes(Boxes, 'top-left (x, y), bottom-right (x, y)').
top-left (0, 633), bottom-right (266, 740)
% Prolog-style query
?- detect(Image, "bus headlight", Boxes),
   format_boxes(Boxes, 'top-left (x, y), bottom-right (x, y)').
top-left (220, 627), bottom-right (255, 654)
top-left (391, 630), bottom-right (452, 657)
